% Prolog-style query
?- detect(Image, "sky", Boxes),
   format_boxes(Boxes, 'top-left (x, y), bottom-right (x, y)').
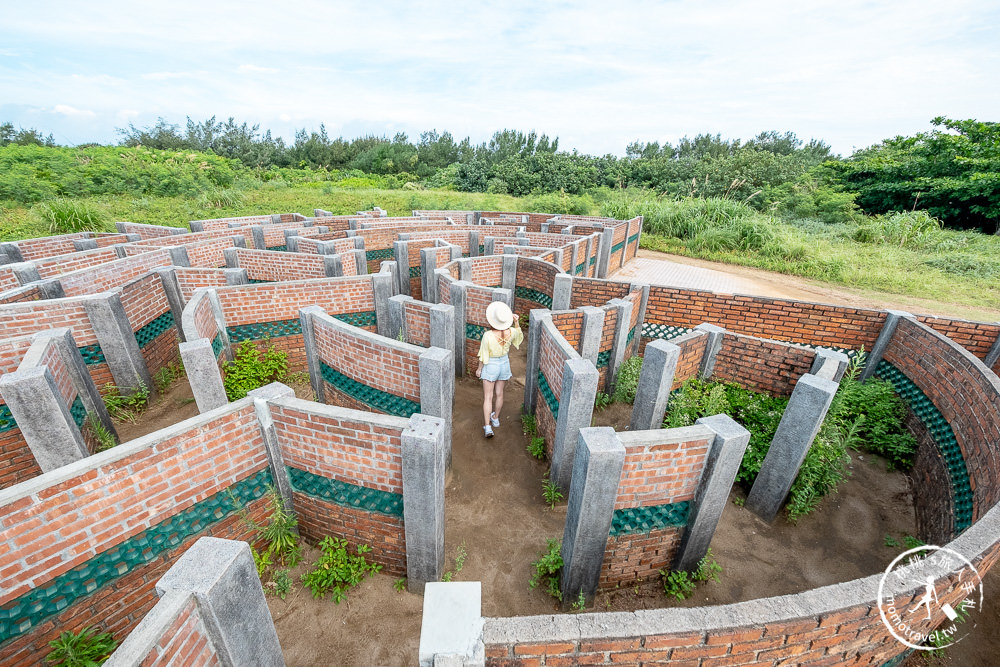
top-left (1, 1), bottom-right (998, 158)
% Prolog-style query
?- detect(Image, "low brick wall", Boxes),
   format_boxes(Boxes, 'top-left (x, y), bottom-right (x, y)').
top-left (6, 232), bottom-right (92, 260)
top-left (119, 272), bottom-right (180, 382)
top-left (0, 337), bottom-right (37, 489)
top-left (235, 247), bottom-right (329, 282)
top-left (57, 249), bottom-right (174, 298)
top-left (173, 267), bottom-right (231, 302)
top-left (31, 247), bottom-right (122, 278)
top-left (711, 332), bottom-right (817, 397)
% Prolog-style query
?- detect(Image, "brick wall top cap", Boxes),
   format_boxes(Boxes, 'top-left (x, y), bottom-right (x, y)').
top-left (269, 394), bottom-right (411, 431)
top-left (617, 424), bottom-right (715, 449)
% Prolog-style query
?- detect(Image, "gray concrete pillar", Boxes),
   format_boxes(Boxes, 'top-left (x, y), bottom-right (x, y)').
top-left (372, 272), bottom-right (396, 338)
top-left (811, 348), bottom-right (850, 382)
top-left (0, 366), bottom-right (89, 470)
top-left (156, 537), bottom-right (284, 667)
top-left (550, 358), bottom-right (600, 491)
top-left (501, 254), bottom-right (517, 291)
top-left (155, 268), bottom-right (187, 342)
top-left (323, 254), bottom-right (344, 277)
top-left (418, 582), bottom-right (484, 667)
top-left (250, 226), bottom-right (266, 252)
top-left (283, 230), bottom-right (299, 253)
top-left (746, 374), bottom-right (840, 522)
top-left (380, 260), bottom-right (400, 300)
top-left (469, 231), bottom-right (480, 257)
top-left (84, 292), bottom-right (154, 396)
top-left (607, 299), bottom-right (634, 392)
top-left (448, 281), bottom-right (468, 376)
top-left (675, 415), bottom-right (751, 570)
top-left (299, 306), bottom-right (325, 403)
top-left (248, 383), bottom-right (297, 514)
top-left (516, 237), bottom-right (529, 247)
top-left (860, 310), bottom-right (912, 382)
top-left (523, 310), bottom-right (551, 414)
top-left (596, 228), bottom-right (614, 278)
top-left (629, 339), bottom-right (680, 431)
top-left (559, 427), bottom-right (625, 607)
top-left (419, 347), bottom-right (454, 436)
top-left (629, 282), bottom-right (650, 356)
top-left (0, 242), bottom-right (23, 263)
top-left (621, 219), bottom-right (634, 269)
top-left (551, 274), bottom-right (573, 311)
top-left (180, 338), bottom-right (229, 412)
top-left (457, 258), bottom-right (472, 282)
top-left (430, 304), bottom-right (456, 379)
top-left (551, 248), bottom-right (564, 271)
top-left (578, 306), bottom-right (605, 366)
top-left (986, 325), bottom-right (1000, 370)
top-left (73, 238), bottom-right (99, 252)
top-left (393, 240), bottom-right (411, 295)
top-left (223, 247), bottom-right (239, 268)
top-left (483, 237), bottom-right (495, 255)
top-left (223, 267), bottom-right (247, 285)
top-left (420, 248), bottom-right (437, 302)
top-left (207, 289), bottom-right (234, 363)
top-left (270, 214), bottom-right (282, 224)
top-left (35, 278), bottom-right (65, 299)
top-left (695, 322), bottom-right (726, 380)
top-left (10, 262), bottom-right (40, 286)
top-left (402, 414), bottom-right (448, 592)
top-left (490, 287), bottom-right (513, 310)
top-left (351, 248), bottom-right (368, 275)
top-left (167, 246), bottom-right (191, 266)
top-left (386, 295), bottom-right (408, 341)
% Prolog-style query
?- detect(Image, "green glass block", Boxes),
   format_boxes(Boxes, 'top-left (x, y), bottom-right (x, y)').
top-left (878, 650), bottom-right (912, 667)
top-left (626, 326), bottom-right (636, 346)
top-left (333, 311), bottom-right (377, 328)
top-left (248, 278), bottom-right (273, 284)
top-left (133, 311), bottom-right (175, 349)
top-left (78, 344), bottom-right (106, 365)
top-left (319, 362), bottom-right (420, 418)
top-left (366, 248), bottom-right (394, 262)
top-left (0, 404), bottom-right (15, 434)
top-left (627, 233), bottom-right (640, 246)
top-left (462, 252), bottom-right (470, 258)
top-left (267, 245), bottom-right (287, 252)
top-left (409, 266), bottom-right (421, 278)
top-left (611, 241), bottom-right (625, 254)
top-left (478, 244), bottom-right (486, 255)
top-left (286, 466), bottom-right (402, 517)
top-left (610, 501), bottom-right (690, 536)
top-left (589, 256), bottom-right (596, 266)
top-left (576, 263), bottom-right (586, 275)
top-left (466, 323), bottom-right (487, 341)
top-left (227, 319), bottom-right (301, 343)
top-left (874, 360), bottom-right (972, 533)
top-left (641, 323), bottom-right (694, 341)
top-left (515, 286), bottom-right (552, 308)
top-left (0, 469), bottom-right (271, 645)
top-left (537, 371), bottom-right (559, 420)
top-left (596, 350), bottom-right (611, 369)
top-left (69, 396), bottom-right (87, 429)
top-left (211, 334), bottom-right (224, 358)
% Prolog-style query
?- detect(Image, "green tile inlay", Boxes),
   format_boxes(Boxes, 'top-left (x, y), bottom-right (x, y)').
top-left (287, 466), bottom-right (402, 517)
top-left (611, 241), bottom-right (626, 254)
top-left (466, 323), bottom-right (487, 341)
top-left (576, 262), bottom-right (586, 275)
top-left (0, 468), bottom-right (272, 645)
top-left (0, 404), bottom-right (15, 434)
top-left (627, 233), bottom-right (640, 246)
top-left (366, 248), bottom-right (394, 262)
top-left (642, 323), bottom-right (694, 341)
top-left (70, 396), bottom-right (87, 429)
top-left (227, 319), bottom-right (301, 342)
top-left (626, 326), bottom-right (636, 346)
top-left (78, 344), bottom-right (105, 365)
top-left (515, 286), bottom-right (552, 308)
top-left (537, 371), bottom-right (559, 421)
top-left (409, 265), bottom-right (421, 278)
top-left (134, 311), bottom-right (175, 349)
top-left (874, 360), bottom-right (972, 533)
top-left (478, 244), bottom-right (485, 255)
top-left (319, 362), bottom-right (420, 418)
top-left (211, 333), bottom-right (224, 358)
top-left (267, 245), bottom-right (287, 252)
top-left (589, 256), bottom-right (596, 266)
top-left (248, 278), bottom-right (273, 284)
top-left (596, 350), bottom-right (611, 369)
top-left (610, 500), bottom-right (690, 536)
top-left (334, 311), bottom-right (377, 328)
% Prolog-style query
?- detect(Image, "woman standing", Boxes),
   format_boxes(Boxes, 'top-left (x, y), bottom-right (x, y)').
top-left (476, 301), bottom-right (523, 438)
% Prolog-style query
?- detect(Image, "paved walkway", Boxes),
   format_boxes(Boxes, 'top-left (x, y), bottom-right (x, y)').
top-left (611, 257), bottom-right (759, 294)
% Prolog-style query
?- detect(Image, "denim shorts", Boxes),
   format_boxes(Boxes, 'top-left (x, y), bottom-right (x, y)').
top-left (481, 354), bottom-right (512, 382)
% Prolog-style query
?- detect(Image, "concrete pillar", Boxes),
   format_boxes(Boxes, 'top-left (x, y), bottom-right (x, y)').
top-left (448, 281), bottom-right (468, 376)
top-left (35, 278), bottom-right (65, 299)
top-left (629, 339), bottom-right (680, 431)
top-left (0, 242), bottom-right (23, 263)
top-left (621, 219), bottom-right (634, 269)
top-left (552, 248), bottom-right (564, 272)
top-left (323, 254), bottom-right (343, 277)
top-left (550, 358), bottom-right (600, 491)
top-left (223, 268), bottom-right (247, 285)
top-left (250, 225), bottom-right (266, 252)
top-left (419, 347), bottom-right (454, 444)
top-left (386, 295), bottom-right (407, 341)
top-left (207, 289), bottom-right (234, 363)
top-left (746, 374), bottom-right (840, 522)
top-left (84, 292), bottom-right (154, 396)
top-left (180, 338), bottom-right (229, 412)
top-left (72, 238), bottom-right (99, 252)
top-left (283, 230), bottom-right (300, 253)
top-left (469, 231), bottom-right (480, 257)
top-left (628, 282), bottom-right (650, 356)
top-left (551, 274), bottom-right (573, 311)
top-left (372, 272), bottom-right (396, 338)
top-left (10, 262), bottom-right (40, 286)
top-left (299, 306), bottom-right (325, 403)
top-left (675, 415), bottom-right (751, 570)
top-left (501, 254), bottom-right (517, 291)
top-left (607, 298), bottom-right (634, 392)
top-left (559, 427), bottom-right (625, 607)
top-left (393, 240), bottom-right (411, 295)
top-left (402, 414), bottom-right (448, 592)
top-left (860, 310), bottom-right (911, 382)
top-left (986, 325), bottom-right (1000, 370)
top-left (430, 304), bottom-right (456, 379)
top-left (420, 247), bottom-right (439, 302)
top-left (248, 383), bottom-right (297, 514)
top-left (155, 537), bottom-right (284, 667)
top-left (490, 287), bottom-right (513, 310)
top-left (695, 323), bottom-right (726, 380)
top-left (523, 310), bottom-right (551, 414)
top-left (223, 247), bottom-right (239, 268)
top-left (457, 258), bottom-right (472, 282)
top-left (482, 237), bottom-right (495, 255)
top-left (811, 348), bottom-right (850, 382)
top-left (0, 366), bottom-right (89, 471)
top-left (167, 246), bottom-right (191, 266)
top-left (351, 248), bottom-right (368, 275)
top-left (596, 228), bottom-right (614, 278)
top-left (584, 235), bottom-right (596, 277)
top-left (578, 306), bottom-right (605, 366)
top-left (155, 268), bottom-right (187, 342)
top-left (418, 582), bottom-right (484, 667)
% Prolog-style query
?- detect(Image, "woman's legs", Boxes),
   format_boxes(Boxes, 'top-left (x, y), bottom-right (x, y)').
top-left (493, 379), bottom-right (506, 422)
top-left (482, 380), bottom-right (496, 426)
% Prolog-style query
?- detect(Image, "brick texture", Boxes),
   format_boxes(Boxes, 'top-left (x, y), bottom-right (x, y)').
top-left (711, 333), bottom-right (816, 397)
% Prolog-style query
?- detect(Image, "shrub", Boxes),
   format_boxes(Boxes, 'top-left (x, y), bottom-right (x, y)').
top-left (32, 198), bottom-right (111, 234)
top-left (301, 536), bottom-right (381, 603)
top-left (102, 382), bottom-right (150, 424)
top-left (660, 549), bottom-right (721, 600)
top-left (521, 413), bottom-right (537, 435)
top-left (222, 339), bottom-right (288, 401)
top-left (529, 539), bottom-right (563, 601)
top-left (46, 626), bottom-right (118, 666)
top-left (852, 210), bottom-right (944, 249)
top-left (611, 355), bottom-right (642, 404)
top-left (542, 473), bottom-right (564, 508)
top-left (527, 436), bottom-right (546, 460)
top-left (84, 414), bottom-right (117, 452)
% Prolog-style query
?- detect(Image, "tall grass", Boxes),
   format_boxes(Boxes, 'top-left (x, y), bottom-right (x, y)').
top-left (31, 198), bottom-right (111, 234)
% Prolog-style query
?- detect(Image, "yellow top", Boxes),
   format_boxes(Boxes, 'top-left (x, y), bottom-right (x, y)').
top-left (477, 325), bottom-right (523, 365)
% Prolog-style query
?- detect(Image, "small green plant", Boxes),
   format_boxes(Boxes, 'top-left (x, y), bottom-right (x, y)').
top-left (594, 391), bottom-right (612, 410)
top-left (301, 536), bottom-right (382, 603)
top-left (527, 436), bottom-right (546, 460)
top-left (101, 382), bottom-right (150, 424)
top-left (542, 473), bottom-right (564, 508)
top-left (454, 543), bottom-right (467, 574)
top-left (252, 548), bottom-right (272, 579)
top-left (570, 590), bottom-right (587, 611)
top-left (84, 414), bottom-right (117, 452)
top-left (732, 496), bottom-right (745, 507)
top-left (529, 539), bottom-right (563, 602)
top-left (660, 570), bottom-right (696, 600)
top-left (394, 577), bottom-right (407, 592)
top-left (234, 485), bottom-right (301, 568)
top-left (46, 626), bottom-right (118, 666)
top-left (152, 361), bottom-right (184, 393)
top-left (223, 339), bottom-right (289, 401)
top-left (272, 568), bottom-right (292, 600)
top-left (611, 355), bottom-right (643, 404)
top-left (521, 413), bottom-right (537, 435)
top-left (441, 571), bottom-right (453, 582)
top-left (693, 549), bottom-right (722, 583)
top-left (884, 534), bottom-right (901, 548)
top-left (904, 535), bottom-right (925, 550)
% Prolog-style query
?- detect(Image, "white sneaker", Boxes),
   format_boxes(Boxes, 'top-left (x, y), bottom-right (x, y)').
top-left (484, 425), bottom-right (494, 438)
top-left (490, 412), bottom-right (500, 428)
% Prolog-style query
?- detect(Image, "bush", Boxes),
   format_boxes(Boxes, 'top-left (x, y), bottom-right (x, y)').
top-left (222, 339), bottom-right (288, 401)
top-left (852, 210), bottom-right (944, 249)
top-left (46, 626), bottom-right (118, 666)
top-left (528, 539), bottom-right (563, 601)
top-left (32, 198), bottom-right (111, 234)
top-left (301, 536), bottom-right (381, 603)
top-left (611, 355), bottom-right (642, 403)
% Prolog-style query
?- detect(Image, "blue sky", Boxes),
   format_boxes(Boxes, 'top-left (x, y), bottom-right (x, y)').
top-left (2, 1), bottom-right (998, 157)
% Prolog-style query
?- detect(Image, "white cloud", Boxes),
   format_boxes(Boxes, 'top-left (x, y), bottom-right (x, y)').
top-left (53, 104), bottom-right (95, 117)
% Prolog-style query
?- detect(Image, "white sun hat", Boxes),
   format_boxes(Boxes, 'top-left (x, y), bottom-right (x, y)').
top-left (486, 301), bottom-right (514, 330)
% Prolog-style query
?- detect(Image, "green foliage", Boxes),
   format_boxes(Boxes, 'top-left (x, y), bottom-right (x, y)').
top-left (852, 210), bottom-right (944, 249)
top-left (237, 485), bottom-right (301, 569)
top-left (32, 198), bottom-right (111, 234)
top-left (594, 391), bottom-right (612, 410)
top-left (542, 473), bottom-right (564, 508)
top-left (197, 186), bottom-right (246, 209)
top-left (252, 548), bottom-right (272, 579)
top-left (301, 536), bottom-right (382, 603)
top-left (441, 571), bottom-right (453, 582)
top-left (884, 534), bottom-right (900, 548)
top-left (272, 568), bottom-right (292, 600)
top-left (223, 339), bottom-right (289, 401)
top-left (570, 590), bottom-right (587, 611)
top-left (521, 413), bottom-right (537, 435)
top-left (101, 382), bottom-right (150, 424)
top-left (46, 626), bottom-right (118, 666)
top-left (904, 535), bottom-right (925, 550)
top-left (393, 577), bottom-right (407, 592)
top-left (527, 436), bottom-right (546, 460)
top-left (84, 415), bottom-right (117, 452)
top-left (693, 549), bottom-right (722, 583)
top-left (152, 361), bottom-right (184, 393)
top-left (528, 539), bottom-right (564, 602)
top-left (611, 355), bottom-right (643, 404)
top-left (661, 570), bottom-right (696, 600)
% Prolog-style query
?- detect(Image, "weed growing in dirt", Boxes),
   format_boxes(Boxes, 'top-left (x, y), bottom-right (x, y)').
top-left (694, 548), bottom-right (722, 583)
top-left (153, 361), bottom-right (184, 393)
top-left (46, 625), bottom-right (118, 666)
top-left (529, 538), bottom-right (563, 602)
top-left (904, 535), bottom-right (925, 549)
top-left (542, 473), bottom-right (564, 508)
top-left (84, 414), bottom-right (117, 452)
top-left (570, 590), bottom-right (587, 611)
top-left (527, 436), bottom-right (546, 460)
top-left (594, 391), bottom-right (612, 410)
top-left (611, 355), bottom-right (643, 404)
top-left (521, 413), bottom-right (537, 435)
top-left (394, 578), bottom-right (407, 592)
top-left (223, 339), bottom-right (288, 400)
top-left (101, 381), bottom-right (150, 423)
top-left (660, 549), bottom-right (722, 600)
top-left (441, 571), bottom-right (453, 582)
top-left (301, 536), bottom-right (381, 603)
top-left (272, 568), bottom-right (292, 600)
top-left (234, 485), bottom-right (301, 569)
top-left (884, 534), bottom-right (900, 548)
top-left (454, 543), bottom-right (467, 573)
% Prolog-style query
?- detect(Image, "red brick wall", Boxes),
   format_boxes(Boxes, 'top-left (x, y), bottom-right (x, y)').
top-left (625, 216), bottom-right (642, 262)
top-left (711, 333), bottom-right (817, 397)
top-left (550, 312), bottom-right (583, 350)
top-left (181, 238), bottom-right (237, 268)
top-left (0, 284), bottom-right (42, 304)
top-left (138, 595), bottom-right (221, 666)
top-left (120, 273), bottom-right (180, 380)
top-left (58, 249), bottom-right (174, 297)
top-left (513, 258), bottom-right (559, 318)
top-left (32, 248), bottom-right (121, 278)
top-left (10, 233), bottom-right (89, 260)
top-left (407, 230), bottom-right (472, 254)
top-left (403, 300), bottom-right (434, 347)
top-left (189, 215), bottom-right (272, 231)
top-left (270, 401), bottom-right (406, 574)
top-left (0, 338), bottom-right (37, 489)
top-left (134, 228), bottom-right (254, 249)
top-left (215, 277), bottom-right (375, 328)
top-left (116, 222), bottom-right (185, 239)
top-left (406, 239), bottom-right (437, 300)
top-left (597, 308), bottom-right (618, 389)
top-left (672, 331), bottom-right (708, 390)
top-left (189, 292), bottom-right (220, 343)
top-left (174, 268), bottom-right (231, 302)
top-left (917, 315), bottom-right (1000, 365)
top-left (464, 285), bottom-right (496, 374)
top-left (570, 278), bottom-right (631, 309)
top-left (92, 233), bottom-right (134, 248)
top-left (235, 248), bottom-right (327, 282)
top-left (0, 266), bottom-right (21, 293)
